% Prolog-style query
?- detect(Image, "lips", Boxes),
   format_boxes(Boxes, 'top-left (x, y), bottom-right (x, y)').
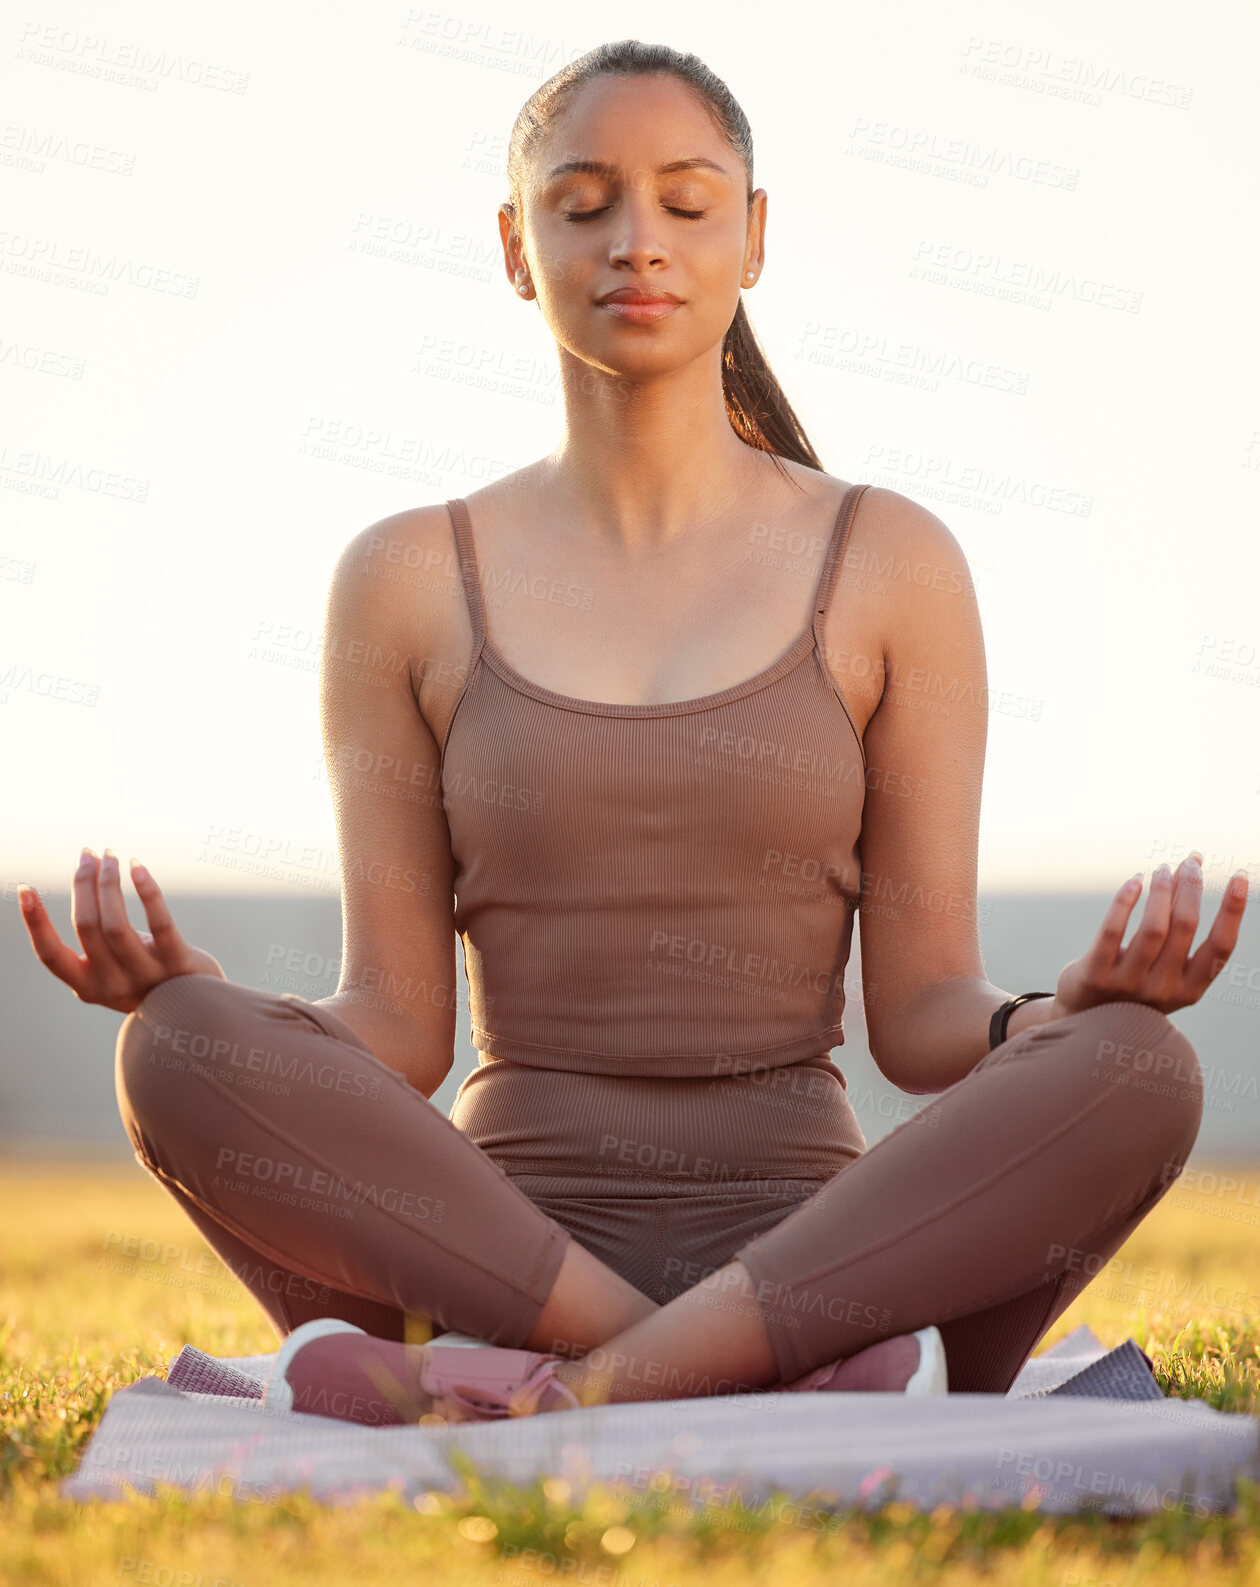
top-left (596, 288), bottom-right (683, 323)
top-left (598, 288), bottom-right (682, 305)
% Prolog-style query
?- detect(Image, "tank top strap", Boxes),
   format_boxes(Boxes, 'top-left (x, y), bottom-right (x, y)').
top-left (445, 497), bottom-right (486, 648)
top-left (810, 481), bottom-right (870, 637)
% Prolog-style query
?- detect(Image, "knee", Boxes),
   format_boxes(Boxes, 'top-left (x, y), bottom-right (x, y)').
top-left (115, 973), bottom-right (242, 1124)
top-left (1075, 999), bottom-right (1204, 1157)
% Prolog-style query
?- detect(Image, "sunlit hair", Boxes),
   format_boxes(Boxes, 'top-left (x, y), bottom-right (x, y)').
top-left (505, 38), bottom-right (824, 482)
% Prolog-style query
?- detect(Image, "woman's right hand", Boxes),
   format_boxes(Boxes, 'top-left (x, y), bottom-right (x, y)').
top-left (17, 848), bottom-right (226, 1014)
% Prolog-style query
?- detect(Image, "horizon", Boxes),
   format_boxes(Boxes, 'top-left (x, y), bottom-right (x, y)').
top-left (2, 7), bottom-right (1257, 896)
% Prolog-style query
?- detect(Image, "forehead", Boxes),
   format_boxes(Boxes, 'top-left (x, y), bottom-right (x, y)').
top-left (532, 73), bottom-right (733, 186)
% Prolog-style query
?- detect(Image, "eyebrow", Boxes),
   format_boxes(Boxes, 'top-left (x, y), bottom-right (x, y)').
top-left (544, 157), bottom-right (731, 183)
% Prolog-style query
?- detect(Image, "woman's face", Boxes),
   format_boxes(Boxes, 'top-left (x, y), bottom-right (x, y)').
top-left (504, 72), bottom-right (766, 380)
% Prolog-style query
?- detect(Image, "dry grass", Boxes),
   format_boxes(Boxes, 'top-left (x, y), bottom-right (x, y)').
top-left (2, 1157), bottom-right (1259, 1586)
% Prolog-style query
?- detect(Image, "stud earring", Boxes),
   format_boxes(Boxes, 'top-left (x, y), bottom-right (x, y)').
top-left (517, 280), bottom-right (530, 295)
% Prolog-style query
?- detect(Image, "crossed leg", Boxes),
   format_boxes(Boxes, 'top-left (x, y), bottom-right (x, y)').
top-left (116, 978), bottom-right (1202, 1406)
top-left (114, 973), bottom-right (658, 1353)
top-left (548, 999), bottom-right (1204, 1403)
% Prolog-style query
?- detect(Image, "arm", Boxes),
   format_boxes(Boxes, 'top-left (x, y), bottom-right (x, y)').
top-left (854, 489), bottom-right (1053, 1094)
top-left (871, 974), bottom-right (1064, 1095)
top-left (311, 511), bottom-right (460, 1098)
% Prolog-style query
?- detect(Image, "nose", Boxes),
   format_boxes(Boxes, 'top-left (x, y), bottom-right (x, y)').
top-left (607, 192), bottom-right (669, 272)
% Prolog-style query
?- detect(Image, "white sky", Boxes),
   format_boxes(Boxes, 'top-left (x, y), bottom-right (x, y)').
top-left (2, 0), bottom-right (1258, 901)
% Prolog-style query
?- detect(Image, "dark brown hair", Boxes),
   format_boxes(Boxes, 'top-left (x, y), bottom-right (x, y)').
top-left (505, 39), bottom-right (824, 481)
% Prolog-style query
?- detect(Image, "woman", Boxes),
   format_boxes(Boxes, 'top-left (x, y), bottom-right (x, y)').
top-left (18, 41), bottom-right (1246, 1427)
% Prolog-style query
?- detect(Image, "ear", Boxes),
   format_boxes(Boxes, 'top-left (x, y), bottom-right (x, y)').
top-left (498, 203), bottom-right (527, 291)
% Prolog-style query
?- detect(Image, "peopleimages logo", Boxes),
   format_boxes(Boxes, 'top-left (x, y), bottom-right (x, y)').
top-left (959, 35), bottom-right (1193, 109)
top-left (212, 1148), bottom-right (445, 1222)
top-left (0, 230), bottom-right (199, 296)
top-left (646, 929), bottom-right (846, 999)
top-left (15, 23), bottom-right (250, 93)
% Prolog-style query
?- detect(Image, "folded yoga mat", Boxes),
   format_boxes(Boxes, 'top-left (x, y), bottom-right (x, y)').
top-left (62, 1323), bottom-right (1260, 1516)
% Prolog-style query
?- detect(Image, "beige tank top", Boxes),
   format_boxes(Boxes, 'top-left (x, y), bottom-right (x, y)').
top-left (439, 483), bottom-right (870, 1080)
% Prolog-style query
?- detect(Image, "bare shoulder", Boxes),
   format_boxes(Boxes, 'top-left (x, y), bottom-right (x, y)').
top-left (852, 485), bottom-right (974, 587)
top-left (843, 483), bottom-right (986, 715)
top-left (846, 484), bottom-right (979, 670)
top-left (327, 501), bottom-right (462, 614)
top-left (329, 464), bottom-right (545, 601)
top-left (324, 501), bottom-right (476, 740)
top-left (809, 479), bottom-right (976, 742)
top-left (776, 467), bottom-right (973, 581)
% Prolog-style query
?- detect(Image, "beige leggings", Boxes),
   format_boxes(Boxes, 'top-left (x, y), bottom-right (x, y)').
top-left (114, 973), bottom-right (1203, 1392)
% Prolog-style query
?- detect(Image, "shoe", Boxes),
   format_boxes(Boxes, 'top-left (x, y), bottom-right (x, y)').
top-left (261, 1316), bottom-right (581, 1427)
top-left (783, 1324), bottom-right (948, 1395)
top-left (904, 1324), bottom-right (949, 1394)
top-left (263, 1316), bottom-right (366, 1413)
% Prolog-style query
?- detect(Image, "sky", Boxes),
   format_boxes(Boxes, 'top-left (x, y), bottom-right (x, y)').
top-left (2, 0), bottom-right (1258, 902)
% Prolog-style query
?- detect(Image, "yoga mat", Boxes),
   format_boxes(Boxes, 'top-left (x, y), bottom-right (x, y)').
top-left (62, 1323), bottom-right (1260, 1516)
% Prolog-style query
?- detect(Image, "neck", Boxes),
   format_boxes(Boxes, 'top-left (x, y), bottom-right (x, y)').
top-left (538, 345), bottom-right (789, 553)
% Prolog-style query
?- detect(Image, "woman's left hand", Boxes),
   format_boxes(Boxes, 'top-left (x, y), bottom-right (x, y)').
top-left (1051, 849), bottom-right (1248, 1019)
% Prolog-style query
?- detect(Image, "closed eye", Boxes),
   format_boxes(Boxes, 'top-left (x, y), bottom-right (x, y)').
top-left (565, 207), bottom-right (707, 222)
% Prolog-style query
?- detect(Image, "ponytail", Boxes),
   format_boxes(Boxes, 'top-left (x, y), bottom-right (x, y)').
top-left (722, 297), bottom-right (824, 476)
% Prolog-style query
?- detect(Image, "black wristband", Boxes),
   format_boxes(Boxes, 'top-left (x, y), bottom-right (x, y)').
top-left (989, 992), bottom-right (1056, 1052)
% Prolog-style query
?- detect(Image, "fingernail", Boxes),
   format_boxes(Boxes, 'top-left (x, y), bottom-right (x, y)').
top-left (1189, 850), bottom-right (1204, 863)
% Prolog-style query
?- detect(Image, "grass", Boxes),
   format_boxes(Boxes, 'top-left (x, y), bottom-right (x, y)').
top-left (2, 1156), bottom-right (1259, 1586)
